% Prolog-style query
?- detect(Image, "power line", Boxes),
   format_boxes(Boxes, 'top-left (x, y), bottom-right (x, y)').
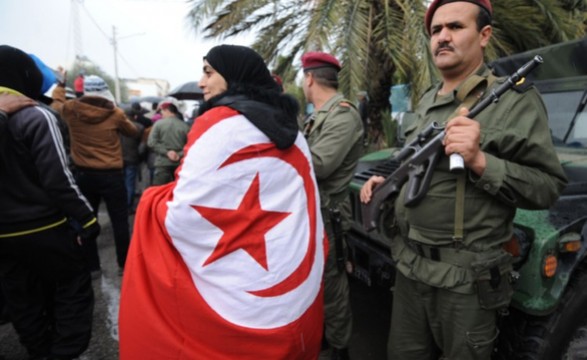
top-left (79, 3), bottom-right (110, 40)
top-left (78, 2), bottom-right (143, 79)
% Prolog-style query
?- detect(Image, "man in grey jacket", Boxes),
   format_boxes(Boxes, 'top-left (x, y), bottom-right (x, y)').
top-left (147, 98), bottom-right (190, 185)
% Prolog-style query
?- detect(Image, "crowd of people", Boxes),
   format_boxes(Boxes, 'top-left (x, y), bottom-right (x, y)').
top-left (0, 0), bottom-right (567, 359)
top-left (0, 45), bottom-right (191, 358)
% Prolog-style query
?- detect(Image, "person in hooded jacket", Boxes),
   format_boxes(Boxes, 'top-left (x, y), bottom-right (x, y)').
top-left (0, 93), bottom-right (36, 327)
top-left (0, 45), bottom-right (98, 360)
top-left (59, 75), bottom-right (139, 276)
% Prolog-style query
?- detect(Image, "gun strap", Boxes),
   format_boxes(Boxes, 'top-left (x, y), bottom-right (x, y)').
top-left (454, 173), bottom-right (466, 247)
top-left (450, 73), bottom-right (497, 247)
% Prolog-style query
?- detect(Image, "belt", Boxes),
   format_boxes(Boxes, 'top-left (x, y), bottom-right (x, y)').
top-left (407, 240), bottom-right (478, 268)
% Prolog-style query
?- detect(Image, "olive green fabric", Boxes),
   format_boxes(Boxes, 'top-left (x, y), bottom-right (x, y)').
top-left (147, 116), bottom-right (190, 168)
top-left (152, 165), bottom-right (178, 186)
top-left (392, 64), bottom-right (567, 293)
top-left (388, 64), bottom-right (567, 359)
top-left (305, 94), bottom-right (364, 213)
top-left (388, 272), bottom-right (498, 360)
top-left (322, 217), bottom-right (353, 349)
top-left (304, 93), bottom-right (363, 349)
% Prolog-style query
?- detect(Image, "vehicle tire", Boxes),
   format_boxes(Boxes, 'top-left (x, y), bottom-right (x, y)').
top-left (494, 260), bottom-right (587, 360)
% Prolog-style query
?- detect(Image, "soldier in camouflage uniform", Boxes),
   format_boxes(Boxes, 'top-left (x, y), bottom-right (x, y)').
top-left (360, 0), bottom-right (567, 359)
top-left (301, 52), bottom-right (364, 360)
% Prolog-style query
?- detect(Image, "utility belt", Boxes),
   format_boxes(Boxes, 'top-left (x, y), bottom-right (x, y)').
top-left (323, 193), bottom-right (349, 273)
top-left (407, 239), bottom-right (514, 310)
top-left (328, 207), bottom-right (345, 272)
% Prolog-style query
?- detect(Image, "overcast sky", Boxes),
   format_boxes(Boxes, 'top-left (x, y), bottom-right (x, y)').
top-left (1, 0), bottom-right (254, 94)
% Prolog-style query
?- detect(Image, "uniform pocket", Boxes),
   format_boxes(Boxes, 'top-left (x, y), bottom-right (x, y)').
top-left (466, 327), bottom-right (499, 352)
top-left (471, 250), bottom-right (514, 310)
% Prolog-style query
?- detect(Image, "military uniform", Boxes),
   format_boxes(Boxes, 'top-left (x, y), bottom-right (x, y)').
top-left (304, 93), bottom-right (364, 352)
top-left (388, 65), bottom-right (567, 358)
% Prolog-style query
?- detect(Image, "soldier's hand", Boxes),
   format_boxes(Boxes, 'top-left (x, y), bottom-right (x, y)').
top-left (443, 107), bottom-right (486, 175)
top-left (167, 150), bottom-right (180, 162)
top-left (360, 175), bottom-right (385, 203)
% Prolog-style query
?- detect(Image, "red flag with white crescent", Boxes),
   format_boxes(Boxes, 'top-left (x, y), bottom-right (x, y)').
top-left (119, 106), bottom-right (326, 359)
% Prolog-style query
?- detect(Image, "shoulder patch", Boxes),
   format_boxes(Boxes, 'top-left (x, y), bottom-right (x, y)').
top-left (338, 102), bottom-right (351, 108)
top-left (512, 77), bottom-right (534, 93)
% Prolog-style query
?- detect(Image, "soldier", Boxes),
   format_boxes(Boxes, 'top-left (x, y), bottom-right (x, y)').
top-left (147, 97), bottom-right (190, 185)
top-left (360, 0), bottom-right (567, 359)
top-left (301, 51), bottom-right (364, 359)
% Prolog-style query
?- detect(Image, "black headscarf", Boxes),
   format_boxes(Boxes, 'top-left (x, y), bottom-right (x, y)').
top-left (0, 45), bottom-right (43, 100)
top-left (199, 45), bottom-right (299, 149)
top-left (204, 45), bottom-right (279, 91)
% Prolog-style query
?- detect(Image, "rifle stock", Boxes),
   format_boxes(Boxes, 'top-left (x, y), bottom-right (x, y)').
top-left (361, 55), bottom-right (543, 231)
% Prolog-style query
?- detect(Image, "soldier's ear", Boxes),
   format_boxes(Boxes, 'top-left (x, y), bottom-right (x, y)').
top-left (304, 71), bottom-right (314, 86)
top-left (479, 25), bottom-right (492, 49)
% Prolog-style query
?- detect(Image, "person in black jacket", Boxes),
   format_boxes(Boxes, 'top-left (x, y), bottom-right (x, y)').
top-left (0, 45), bottom-right (99, 360)
top-left (0, 93), bottom-right (37, 326)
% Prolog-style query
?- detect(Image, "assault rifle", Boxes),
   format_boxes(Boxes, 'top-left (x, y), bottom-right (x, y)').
top-left (361, 55), bottom-right (543, 231)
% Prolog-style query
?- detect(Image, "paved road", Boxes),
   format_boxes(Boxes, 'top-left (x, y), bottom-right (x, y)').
top-left (0, 205), bottom-right (392, 360)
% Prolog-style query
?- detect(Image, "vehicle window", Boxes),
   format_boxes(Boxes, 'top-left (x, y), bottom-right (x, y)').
top-left (567, 110), bottom-right (587, 147)
top-left (541, 90), bottom-right (585, 146)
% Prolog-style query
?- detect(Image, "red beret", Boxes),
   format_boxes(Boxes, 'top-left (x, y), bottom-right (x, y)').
top-left (301, 52), bottom-right (341, 72)
top-left (272, 74), bottom-right (283, 86)
top-left (425, 0), bottom-right (492, 34)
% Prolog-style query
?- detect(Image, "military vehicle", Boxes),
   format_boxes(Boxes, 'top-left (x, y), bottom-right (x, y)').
top-left (346, 37), bottom-right (587, 359)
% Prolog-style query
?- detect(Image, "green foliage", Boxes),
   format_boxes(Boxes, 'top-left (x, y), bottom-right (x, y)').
top-left (185, 0), bottom-right (586, 130)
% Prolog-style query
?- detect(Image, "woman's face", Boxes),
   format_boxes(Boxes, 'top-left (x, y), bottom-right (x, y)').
top-left (199, 60), bottom-right (228, 101)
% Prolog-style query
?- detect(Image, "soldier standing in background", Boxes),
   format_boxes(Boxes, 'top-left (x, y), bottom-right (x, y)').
top-left (147, 98), bottom-right (189, 185)
top-left (301, 51), bottom-right (364, 360)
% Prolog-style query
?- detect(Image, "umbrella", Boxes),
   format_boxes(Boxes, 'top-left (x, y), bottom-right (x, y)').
top-left (138, 95), bottom-right (164, 104)
top-left (168, 81), bottom-right (203, 100)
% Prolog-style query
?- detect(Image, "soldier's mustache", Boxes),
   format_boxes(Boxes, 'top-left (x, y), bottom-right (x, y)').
top-left (435, 43), bottom-right (454, 55)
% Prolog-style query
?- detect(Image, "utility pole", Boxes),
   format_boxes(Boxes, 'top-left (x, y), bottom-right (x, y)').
top-left (111, 26), bottom-right (121, 104)
top-left (72, 0), bottom-right (84, 69)
top-left (110, 27), bottom-right (144, 104)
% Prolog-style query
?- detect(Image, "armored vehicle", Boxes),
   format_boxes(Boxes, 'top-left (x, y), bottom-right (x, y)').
top-left (346, 37), bottom-right (587, 359)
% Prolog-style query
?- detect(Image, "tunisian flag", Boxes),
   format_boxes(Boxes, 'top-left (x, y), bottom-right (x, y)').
top-left (119, 107), bottom-right (326, 359)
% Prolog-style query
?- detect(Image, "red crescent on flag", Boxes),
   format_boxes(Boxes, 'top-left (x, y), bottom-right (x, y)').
top-left (219, 142), bottom-right (317, 298)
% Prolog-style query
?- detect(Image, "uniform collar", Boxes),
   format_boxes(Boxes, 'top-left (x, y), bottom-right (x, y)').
top-left (316, 93), bottom-right (344, 114)
top-left (425, 63), bottom-right (491, 112)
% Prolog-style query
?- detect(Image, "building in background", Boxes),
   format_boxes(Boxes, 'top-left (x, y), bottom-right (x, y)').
top-left (124, 77), bottom-right (169, 98)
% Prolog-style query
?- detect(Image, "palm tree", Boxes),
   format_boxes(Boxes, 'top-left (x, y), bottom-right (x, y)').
top-left (186, 0), bottom-right (585, 137)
